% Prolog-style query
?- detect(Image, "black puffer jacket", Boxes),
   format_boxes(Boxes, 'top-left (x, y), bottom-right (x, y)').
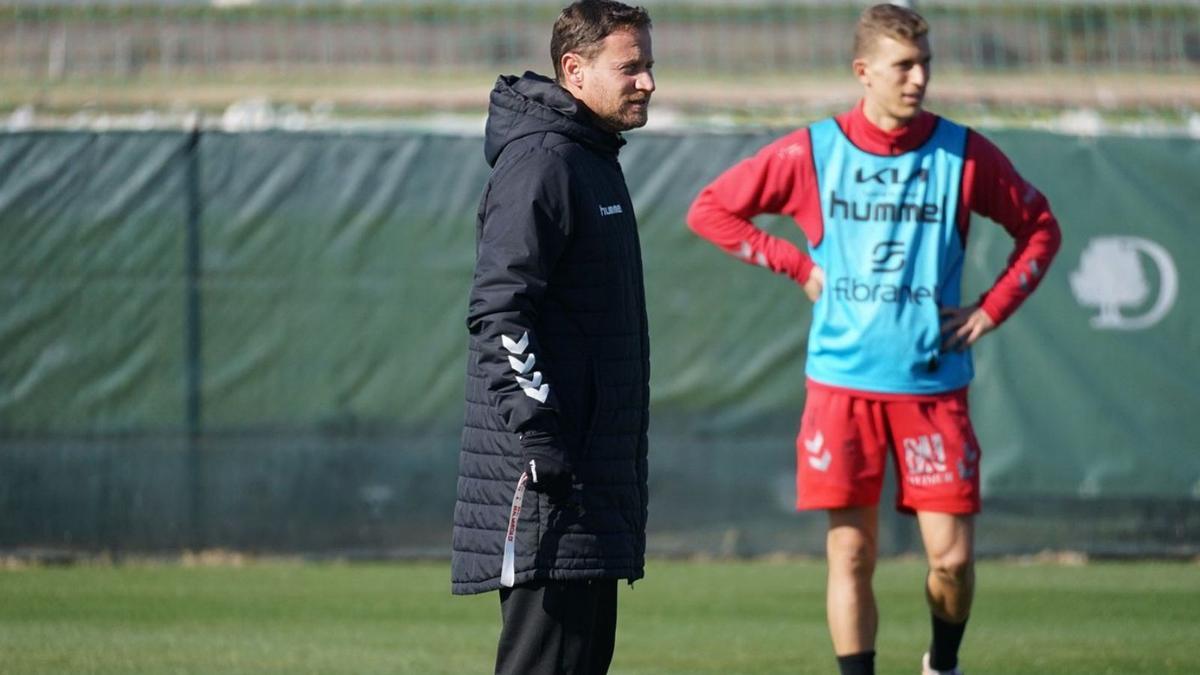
top-left (451, 72), bottom-right (650, 595)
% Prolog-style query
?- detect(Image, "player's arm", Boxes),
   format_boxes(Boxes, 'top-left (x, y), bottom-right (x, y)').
top-left (467, 153), bottom-right (573, 495)
top-left (942, 131), bottom-right (1062, 351)
top-left (686, 132), bottom-right (820, 291)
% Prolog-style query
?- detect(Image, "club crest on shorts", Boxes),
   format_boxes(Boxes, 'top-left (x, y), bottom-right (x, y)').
top-left (903, 433), bottom-right (957, 486)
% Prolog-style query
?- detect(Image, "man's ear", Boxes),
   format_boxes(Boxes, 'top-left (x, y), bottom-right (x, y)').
top-left (561, 52), bottom-right (585, 87)
top-left (852, 57), bottom-right (870, 86)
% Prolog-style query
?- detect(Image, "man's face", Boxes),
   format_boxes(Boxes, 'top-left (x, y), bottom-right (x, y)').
top-left (570, 27), bottom-right (655, 133)
top-left (854, 34), bottom-right (931, 129)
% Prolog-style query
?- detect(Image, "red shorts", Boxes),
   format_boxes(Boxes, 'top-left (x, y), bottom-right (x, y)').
top-left (795, 383), bottom-right (981, 514)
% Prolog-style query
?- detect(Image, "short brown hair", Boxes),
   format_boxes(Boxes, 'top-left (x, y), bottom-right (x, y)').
top-left (551, 0), bottom-right (652, 82)
top-left (853, 3), bottom-right (929, 58)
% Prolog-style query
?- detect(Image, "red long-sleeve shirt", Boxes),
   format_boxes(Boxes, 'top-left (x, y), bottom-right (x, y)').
top-left (687, 101), bottom-right (1061, 327)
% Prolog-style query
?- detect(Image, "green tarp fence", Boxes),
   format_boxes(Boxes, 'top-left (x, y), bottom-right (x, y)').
top-left (1, 127), bottom-right (1197, 557)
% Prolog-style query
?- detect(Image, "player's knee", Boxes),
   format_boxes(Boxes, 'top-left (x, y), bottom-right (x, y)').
top-left (929, 552), bottom-right (973, 586)
top-left (828, 534), bottom-right (877, 579)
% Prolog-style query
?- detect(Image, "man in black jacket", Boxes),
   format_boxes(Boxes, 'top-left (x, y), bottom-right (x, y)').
top-left (451, 1), bottom-right (654, 673)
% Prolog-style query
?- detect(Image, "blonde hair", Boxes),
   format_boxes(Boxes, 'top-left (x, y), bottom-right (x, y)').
top-left (853, 3), bottom-right (929, 58)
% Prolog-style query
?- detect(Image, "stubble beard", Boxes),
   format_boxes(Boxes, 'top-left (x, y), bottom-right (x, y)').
top-left (607, 101), bottom-right (650, 132)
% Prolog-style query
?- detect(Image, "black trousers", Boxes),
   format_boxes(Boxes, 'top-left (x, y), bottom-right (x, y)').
top-left (495, 579), bottom-right (618, 675)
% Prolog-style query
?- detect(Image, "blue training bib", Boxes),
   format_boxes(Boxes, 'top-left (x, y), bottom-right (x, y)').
top-left (806, 116), bottom-right (970, 394)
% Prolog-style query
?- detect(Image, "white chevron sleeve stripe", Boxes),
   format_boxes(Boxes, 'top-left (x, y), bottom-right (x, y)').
top-left (521, 384), bottom-right (550, 403)
top-left (507, 354), bottom-right (535, 374)
top-left (501, 332), bottom-right (529, 355)
top-left (515, 372), bottom-right (543, 389)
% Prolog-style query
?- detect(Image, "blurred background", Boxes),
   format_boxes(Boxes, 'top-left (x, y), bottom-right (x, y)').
top-left (1, 1), bottom-right (1198, 562)
top-left (4, 0), bottom-right (1200, 130)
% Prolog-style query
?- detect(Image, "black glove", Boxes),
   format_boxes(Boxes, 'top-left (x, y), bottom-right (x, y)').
top-left (519, 431), bottom-right (572, 497)
top-left (523, 451), bottom-right (572, 498)
top-left (516, 429), bottom-right (570, 498)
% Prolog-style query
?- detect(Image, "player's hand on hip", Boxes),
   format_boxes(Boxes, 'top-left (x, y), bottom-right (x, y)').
top-left (939, 304), bottom-right (996, 352)
top-left (803, 266), bottom-right (825, 303)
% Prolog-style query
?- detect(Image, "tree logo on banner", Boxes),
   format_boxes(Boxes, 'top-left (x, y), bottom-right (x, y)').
top-left (1070, 236), bottom-right (1178, 330)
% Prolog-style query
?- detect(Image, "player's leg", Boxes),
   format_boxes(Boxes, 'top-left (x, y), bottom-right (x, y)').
top-left (827, 505), bottom-right (880, 675)
top-left (885, 391), bottom-right (981, 674)
top-left (917, 511), bottom-right (974, 673)
top-left (797, 386), bottom-right (889, 675)
top-left (918, 512), bottom-right (974, 621)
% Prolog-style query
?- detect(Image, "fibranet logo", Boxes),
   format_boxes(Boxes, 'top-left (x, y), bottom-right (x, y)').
top-left (828, 191), bottom-right (944, 224)
top-left (833, 277), bottom-right (938, 305)
top-left (1070, 236), bottom-right (1177, 330)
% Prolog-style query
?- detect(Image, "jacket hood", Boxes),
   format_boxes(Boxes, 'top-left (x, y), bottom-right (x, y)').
top-left (484, 71), bottom-right (625, 166)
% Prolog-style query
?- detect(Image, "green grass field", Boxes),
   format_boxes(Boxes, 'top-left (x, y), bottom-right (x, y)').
top-left (1, 558), bottom-right (1197, 674)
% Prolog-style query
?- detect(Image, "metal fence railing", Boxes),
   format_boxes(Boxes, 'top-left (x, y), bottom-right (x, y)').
top-left (2, 1), bottom-right (1199, 121)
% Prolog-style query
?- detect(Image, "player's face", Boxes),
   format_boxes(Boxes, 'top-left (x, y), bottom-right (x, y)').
top-left (855, 34), bottom-right (932, 130)
top-left (571, 27), bottom-right (655, 133)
